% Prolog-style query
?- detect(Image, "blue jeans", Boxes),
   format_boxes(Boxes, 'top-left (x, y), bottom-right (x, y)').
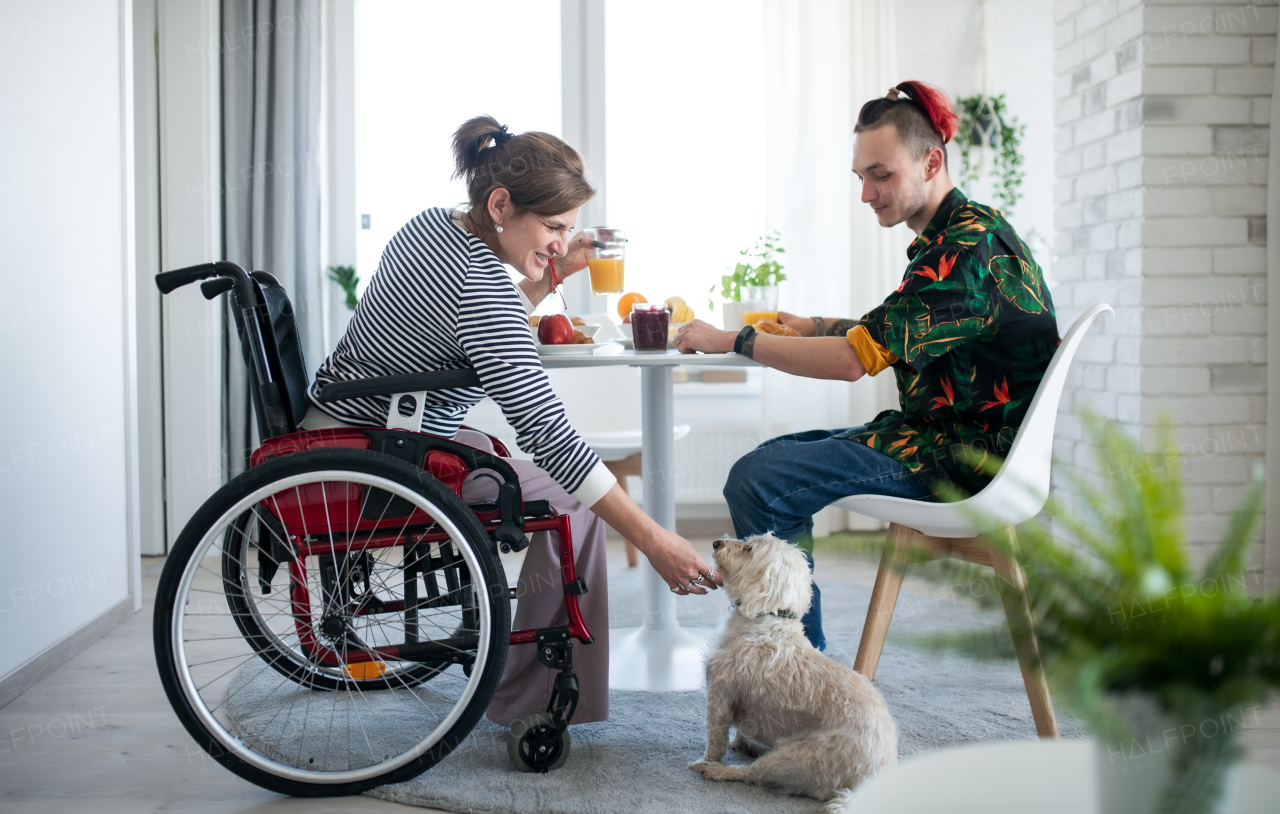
top-left (723, 426), bottom-right (936, 651)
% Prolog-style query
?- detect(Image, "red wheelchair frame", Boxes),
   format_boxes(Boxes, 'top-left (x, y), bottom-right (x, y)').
top-left (249, 427), bottom-right (593, 674)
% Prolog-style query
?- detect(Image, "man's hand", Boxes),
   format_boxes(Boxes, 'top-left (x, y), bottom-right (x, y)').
top-left (675, 319), bottom-right (736, 354)
top-left (777, 311), bottom-right (815, 336)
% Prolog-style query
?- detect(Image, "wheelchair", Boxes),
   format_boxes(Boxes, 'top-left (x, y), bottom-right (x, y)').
top-left (152, 262), bottom-right (592, 795)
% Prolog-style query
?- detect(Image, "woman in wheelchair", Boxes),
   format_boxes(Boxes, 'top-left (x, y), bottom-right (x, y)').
top-left (299, 116), bottom-right (721, 728)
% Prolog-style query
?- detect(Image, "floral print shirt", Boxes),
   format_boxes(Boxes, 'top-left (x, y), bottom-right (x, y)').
top-left (842, 188), bottom-right (1059, 496)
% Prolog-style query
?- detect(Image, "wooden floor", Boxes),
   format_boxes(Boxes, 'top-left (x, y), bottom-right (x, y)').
top-left (1, 534), bottom-right (1276, 812)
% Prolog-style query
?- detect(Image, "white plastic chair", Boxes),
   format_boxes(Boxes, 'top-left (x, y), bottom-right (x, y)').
top-left (829, 304), bottom-right (1113, 738)
top-left (581, 427), bottom-right (691, 566)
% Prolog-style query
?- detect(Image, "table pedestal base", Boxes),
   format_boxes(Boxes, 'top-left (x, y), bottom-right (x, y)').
top-left (607, 624), bottom-right (719, 692)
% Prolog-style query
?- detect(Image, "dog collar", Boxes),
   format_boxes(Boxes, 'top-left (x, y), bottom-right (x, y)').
top-left (732, 601), bottom-right (799, 621)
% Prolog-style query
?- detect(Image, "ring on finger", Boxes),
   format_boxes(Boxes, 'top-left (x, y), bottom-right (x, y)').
top-left (691, 575), bottom-right (704, 584)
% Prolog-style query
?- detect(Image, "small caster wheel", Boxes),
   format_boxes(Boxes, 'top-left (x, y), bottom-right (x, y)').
top-left (507, 711), bottom-right (570, 773)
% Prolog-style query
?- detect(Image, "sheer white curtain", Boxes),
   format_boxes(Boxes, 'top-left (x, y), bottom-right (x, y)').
top-left (761, 0), bottom-right (908, 533)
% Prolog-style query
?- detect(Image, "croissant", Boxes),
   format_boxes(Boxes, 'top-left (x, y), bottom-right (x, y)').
top-left (754, 318), bottom-right (800, 337)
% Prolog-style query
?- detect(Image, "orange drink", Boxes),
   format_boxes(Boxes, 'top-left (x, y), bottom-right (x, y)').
top-left (584, 226), bottom-right (626, 295)
top-left (743, 311), bottom-right (779, 324)
top-left (587, 257), bottom-right (625, 294)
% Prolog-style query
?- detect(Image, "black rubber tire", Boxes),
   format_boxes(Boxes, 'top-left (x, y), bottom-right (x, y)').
top-left (507, 712), bottom-right (571, 773)
top-left (154, 447), bottom-right (510, 796)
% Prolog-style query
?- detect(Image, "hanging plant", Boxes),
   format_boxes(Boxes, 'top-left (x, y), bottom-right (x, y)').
top-left (955, 93), bottom-right (1026, 214)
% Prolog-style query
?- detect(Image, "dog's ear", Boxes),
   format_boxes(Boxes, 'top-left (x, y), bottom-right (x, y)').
top-left (736, 535), bottom-right (812, 618)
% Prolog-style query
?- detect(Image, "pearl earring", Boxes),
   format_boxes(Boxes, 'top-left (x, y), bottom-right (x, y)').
top-left (495, 223), bottom-right (504, 233)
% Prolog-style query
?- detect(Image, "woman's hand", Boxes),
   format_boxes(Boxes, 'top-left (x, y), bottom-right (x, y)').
top-left (642, 528), bottom-right (722, 595)
top-left (675, 319), bottom-right (735, 355)
top-left (589, 483), bottom-right (722, 594)
top-left (552, 232), bottom-right (594, 278)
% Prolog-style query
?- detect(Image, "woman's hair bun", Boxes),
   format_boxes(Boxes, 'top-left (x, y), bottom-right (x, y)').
top-left (452, 114), bottom-right (506, 180)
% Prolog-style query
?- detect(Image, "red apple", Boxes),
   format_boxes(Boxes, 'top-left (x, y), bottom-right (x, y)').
top-left (537, 313), bottom-right (574, 345)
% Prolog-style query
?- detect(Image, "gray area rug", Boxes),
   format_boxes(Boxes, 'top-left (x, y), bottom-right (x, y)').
top-left (364, 569), bottom-right (1086, 813)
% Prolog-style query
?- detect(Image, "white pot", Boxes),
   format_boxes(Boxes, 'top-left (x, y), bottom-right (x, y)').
top-left (1095, 733), bottom-right (1241, 814)
top-left (721, 301), bottom-right (745, 330)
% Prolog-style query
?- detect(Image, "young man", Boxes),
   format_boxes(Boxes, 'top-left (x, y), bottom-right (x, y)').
top-left (675, 81), bottom-right (1059, 651)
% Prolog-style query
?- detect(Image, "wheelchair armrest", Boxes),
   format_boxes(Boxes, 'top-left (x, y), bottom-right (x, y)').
top-left (316, 369), bottom-right (482, 403)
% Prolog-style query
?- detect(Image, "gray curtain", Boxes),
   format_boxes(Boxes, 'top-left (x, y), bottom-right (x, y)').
top-left (221, 0), bottom-right (322, 478)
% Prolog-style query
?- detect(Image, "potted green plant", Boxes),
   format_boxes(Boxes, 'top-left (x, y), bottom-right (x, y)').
top-left (328, 264), bottom-right (360, 311)
top-left (913, 413), bottom-right (1278, 814)
top-left (955, 93), bottom-right (1026, 215)
top-left (709, 231), bottom-right (787, 329)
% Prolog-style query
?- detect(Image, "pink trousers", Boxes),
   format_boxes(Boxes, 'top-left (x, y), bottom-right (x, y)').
top-left (455, 430), bottom-right (610, 726)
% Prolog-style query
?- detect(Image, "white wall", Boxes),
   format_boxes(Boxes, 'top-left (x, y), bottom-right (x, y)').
top-left (895, 0), bottom-right (1057, 271)
top-left (0, 0), bottom-right (136, 677)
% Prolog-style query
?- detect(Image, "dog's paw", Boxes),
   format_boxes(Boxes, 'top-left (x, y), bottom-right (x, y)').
top-left (690, 760), bottom-right (735, 781)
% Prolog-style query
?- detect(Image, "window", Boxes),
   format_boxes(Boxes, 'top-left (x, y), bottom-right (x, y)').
top-left (604, 0), bottom-right (766, 318)
top-left (356, 0), bottom-right (562, 287)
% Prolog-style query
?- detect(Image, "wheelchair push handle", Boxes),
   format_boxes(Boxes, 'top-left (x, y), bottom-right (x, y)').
top-left (155, 261), bottom-right (256, 308)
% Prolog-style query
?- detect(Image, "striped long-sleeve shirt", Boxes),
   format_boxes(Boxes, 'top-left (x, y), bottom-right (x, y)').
top-left (306, 207), bottom-right (615, 507)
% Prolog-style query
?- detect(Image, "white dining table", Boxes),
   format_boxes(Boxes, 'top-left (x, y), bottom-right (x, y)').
top-left (542, 344), bottom-right (759, 691)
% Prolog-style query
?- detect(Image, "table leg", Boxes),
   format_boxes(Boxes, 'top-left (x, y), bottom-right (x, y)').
top-left (608, 365), bottom-right (718, 691)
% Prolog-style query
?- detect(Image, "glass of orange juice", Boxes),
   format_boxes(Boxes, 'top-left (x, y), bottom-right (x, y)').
top-left (583, 227), bottom-right (625, 295)
top-left (740, 285), bottom-right (779, 325)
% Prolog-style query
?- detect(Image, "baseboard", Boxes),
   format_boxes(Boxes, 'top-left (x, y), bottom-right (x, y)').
top-left (0, 597), bottom-right (136, 709)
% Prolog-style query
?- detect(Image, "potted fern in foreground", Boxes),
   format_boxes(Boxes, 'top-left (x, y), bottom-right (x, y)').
top-left (916, 413), bottom-right (1280, 814)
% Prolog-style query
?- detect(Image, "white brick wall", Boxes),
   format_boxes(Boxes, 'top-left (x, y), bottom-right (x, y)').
top-left (1054, 0), bottom-right (1274, 572)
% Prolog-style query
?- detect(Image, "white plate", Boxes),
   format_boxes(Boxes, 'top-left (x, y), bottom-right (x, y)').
top-left (610, 338), bottom-right (635, 349)
top-left (538, 343), bottom-right (599, 356)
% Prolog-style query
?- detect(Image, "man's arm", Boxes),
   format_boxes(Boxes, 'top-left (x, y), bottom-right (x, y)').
top-left (777, 312), bottom-right (862, 338)
top-left (676, 323), bottom-right (867, 382)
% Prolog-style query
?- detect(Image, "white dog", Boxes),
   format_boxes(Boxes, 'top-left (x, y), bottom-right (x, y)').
top-left (690, 533), bottom-right (898, 810)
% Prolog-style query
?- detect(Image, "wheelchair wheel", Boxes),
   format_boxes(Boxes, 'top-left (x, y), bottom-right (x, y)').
top-left (154, 448), bottom-right (510, 796)
top-left (220, 507), bottom-right (473, 691)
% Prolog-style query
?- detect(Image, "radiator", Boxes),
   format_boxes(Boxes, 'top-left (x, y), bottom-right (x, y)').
top-left (623, 422), bottom-right (762, 511)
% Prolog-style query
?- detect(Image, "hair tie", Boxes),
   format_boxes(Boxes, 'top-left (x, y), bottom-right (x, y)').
top-left (886, 87), bottom-right (904, 101)
top-left (492, 124), bottom-right (513, 145)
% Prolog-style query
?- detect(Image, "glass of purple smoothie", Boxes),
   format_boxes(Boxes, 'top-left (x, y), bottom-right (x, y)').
top-left (631, 303), bottom-right (670, 351)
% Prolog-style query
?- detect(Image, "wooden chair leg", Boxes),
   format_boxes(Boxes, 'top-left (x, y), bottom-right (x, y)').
top-left (992, 528), bottom-right (1060, 739)
top-left (604, 454), bottom-right (643, 568)
top-left (854, 523), bottom-right (915, 681)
